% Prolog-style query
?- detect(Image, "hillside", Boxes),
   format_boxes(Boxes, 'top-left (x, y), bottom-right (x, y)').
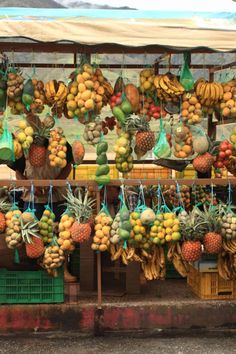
top-left (55, 0), bottom-right (136, 9)
top-left (0, 0), bottom-right (65, 8)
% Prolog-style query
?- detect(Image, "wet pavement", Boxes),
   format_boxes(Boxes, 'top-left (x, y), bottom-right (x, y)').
top-left (0, 335), bottom-right (235, 354)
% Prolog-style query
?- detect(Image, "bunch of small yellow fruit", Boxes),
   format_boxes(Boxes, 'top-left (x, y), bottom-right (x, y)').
top-left (150, 212), bottom-right (181, 245)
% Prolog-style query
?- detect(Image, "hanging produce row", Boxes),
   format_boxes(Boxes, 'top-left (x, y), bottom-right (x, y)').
top-left (0, 182), bottom-right (236, 281)
top-left (0, 60), bottom-right (235, 180)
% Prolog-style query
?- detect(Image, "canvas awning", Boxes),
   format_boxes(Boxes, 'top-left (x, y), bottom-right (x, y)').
top-left (0, 8), bottom-right (235, 52)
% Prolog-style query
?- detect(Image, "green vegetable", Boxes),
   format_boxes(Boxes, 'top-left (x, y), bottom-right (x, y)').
top-left (95, 174), bottom-right (110, 186)
top-left (120, 209), bottom-right (130, 221)
top-left (112, 106), bottom-right (126, 124)
top-left (97, 141), bottom-right (108, 155)
top-left (95, 164), bottom-right (110, 177)
top-left (119, 229), bottom-right (130, 240)
top-left (96, 152), bottom-right (108, 165)
top-left (121, 99), bottom-right (132, 114)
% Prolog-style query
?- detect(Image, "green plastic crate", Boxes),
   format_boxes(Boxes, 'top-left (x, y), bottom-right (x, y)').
top-left (0, 268), bottom-right (64, 304)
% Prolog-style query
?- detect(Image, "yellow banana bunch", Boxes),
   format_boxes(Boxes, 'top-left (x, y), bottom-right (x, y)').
top-left (195, 78), bottom-right (224, 107)
top-left (223, 239), bottom-right (236, 254)
top-left (217, 251), bottom-right (236, 280)
top-left (167, 243), bottom-right (189, 277)
top-left (45, 80), bottom-right (68, 108)
top-left (141, 246), bottom-right (166, 281)
top-left (154, 73), bottom-right (184, 102)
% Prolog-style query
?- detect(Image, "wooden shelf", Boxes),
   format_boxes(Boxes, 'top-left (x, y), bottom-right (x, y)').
top-left (1, 178), bottom-right (235, 188)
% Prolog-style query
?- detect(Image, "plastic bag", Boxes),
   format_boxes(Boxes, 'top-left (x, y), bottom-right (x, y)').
top-left (180, 52), bottom-right (194, 91)
top-left (154, 118), bottom-right (171, 159)
top-left (0, 124), bottom-right (14, 161)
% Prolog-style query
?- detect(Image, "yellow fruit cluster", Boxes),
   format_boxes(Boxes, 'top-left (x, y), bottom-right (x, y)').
top-left (130, 211), bottom-right (151, 250)
top-left (39, 209), bottom-right (55, 244)
top-left (139, 69), bottom-right (155, 93)
top-left (5, 209), bottom-right (22, 249)
top-left (181, 93), bottom-right (202, 124)
top-left (91, 212), bottom-right (112, 252)
top-left (58, 213), bottom-right (75, 252)
top-left (7, 72), bottom-right (25, 115)
top-left (43, 245), bottom-right (65, 271)
top-left (48, 127), bottom-right (67, 168)
top-left (15, 119), bottom-right (34, 150)
top-left (66, 65), bottom-right (112, 119)
top-left (150, 212), bottom-right (181, 244)
top-left (220, 80), bottom-right (236, 118)
top-left (114, 132), bottom-right (133, 173)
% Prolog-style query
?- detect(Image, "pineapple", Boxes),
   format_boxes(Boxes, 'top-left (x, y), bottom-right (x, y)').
top-left (26, 112), bottom-right (50, 167)
top-left (0, 197), bottom-right (11, 233)
top-left (202, 205), bottom-right (222, 254)
top-left (125, 116), bottom-right (155, 156)
top-left (193, 152), bottom-right (214, 174)
top-left (21, 216), bottom-right (44, 259)
top-left (180, 207), bottom-right (208, 262)
top-left (65, 188), bottom-right (95, 243)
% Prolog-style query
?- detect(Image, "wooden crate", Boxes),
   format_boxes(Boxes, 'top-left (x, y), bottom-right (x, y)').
top-left (124, 166), bottom-right (170, 180)
top-left (187, 265), bottom-right (236, 300)
top-left (72, 165), bottom-right (119, 180)
top-left (176, 165), bottom-right (196, 179)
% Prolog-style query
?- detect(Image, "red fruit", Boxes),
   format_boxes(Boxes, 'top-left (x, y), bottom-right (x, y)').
top-left (227, 144), bottom-right (233, 150)
top-left (110, 102), bottom-right (116, 108)
top-left (156, 106), bottom-right (161, 112)
top-left (223, 160), bottom-right (229, 166)
top-left (116, 92), bottom-right (122, 97)
top-left (153, 112), bottom-right (160, 119)
top-left (215, 161), bottom-right (223, 168)
top-left (116, 98), bottom-right (122, 105)
top-left (225, 149), bottom-right (232, 157)
top-left (161, 110), bottom-right (167, 117)
top-left (220, 143), bottom-right (228, 151)
top-left (111, 96), bottom-right (117, 102)
top-left (219, 151), bottom-right (226, 159)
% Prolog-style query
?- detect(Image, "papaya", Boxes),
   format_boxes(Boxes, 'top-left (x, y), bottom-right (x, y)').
top-left (96, 141), bottom-right (108, 155)
top-left (112, 106), bottom-right (126, 124)
top-left (95, 174), bottom-right (110, 186)
top-left (96, 152), bottom-right (108, 165)
top-left (114, 76), bottom-right (125, 95)
top-left (121, 99), bottom-right (133, 115)
top-left (124, 84), bottom-right (140, 113)
top-left (95, 164), bottom-right (110, 177)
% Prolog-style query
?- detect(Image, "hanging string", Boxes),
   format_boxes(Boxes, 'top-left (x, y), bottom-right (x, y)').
top-left (227, 181), bottom-right (232, 207)
top-left (175, 181), bottom-right (185, 211)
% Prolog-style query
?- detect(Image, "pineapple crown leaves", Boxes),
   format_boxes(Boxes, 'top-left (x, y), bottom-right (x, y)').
top-left (180, 206), bottom-right (209, 241)
top-left (64, 188), bottom-right (95, 224)
top-left (202, 204), bottom-right (222, 233)
top-left (20, 219), bottom-right (41, 244)
top-left (0, 197), bottom-right (12, 213)
top-left (124, 115), bottom-right (151, 133)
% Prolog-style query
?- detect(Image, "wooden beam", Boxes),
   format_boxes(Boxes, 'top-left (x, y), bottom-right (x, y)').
top-left (0, 41), bottom-right (232, 54)
top-left (1, 178), bottom-right (235, 187)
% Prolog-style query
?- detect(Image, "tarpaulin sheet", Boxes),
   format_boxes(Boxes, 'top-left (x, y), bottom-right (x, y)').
top-left (0, 8), bottom-right (235, 51)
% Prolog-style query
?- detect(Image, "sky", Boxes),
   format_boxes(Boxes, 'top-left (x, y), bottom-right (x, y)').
top-left (76, 0), bottom-right (236, 11)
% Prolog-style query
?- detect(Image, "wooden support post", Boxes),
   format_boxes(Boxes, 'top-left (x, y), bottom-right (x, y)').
top-left (96, 188), bottom-right (102, 309)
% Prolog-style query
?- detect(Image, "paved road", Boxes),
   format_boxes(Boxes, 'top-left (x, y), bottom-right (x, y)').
top-left (0, 335), bottom-right (235, 354)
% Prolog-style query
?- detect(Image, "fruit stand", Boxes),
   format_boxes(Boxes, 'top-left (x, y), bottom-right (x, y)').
top-left (0, 7), bottom-right (235, 308)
